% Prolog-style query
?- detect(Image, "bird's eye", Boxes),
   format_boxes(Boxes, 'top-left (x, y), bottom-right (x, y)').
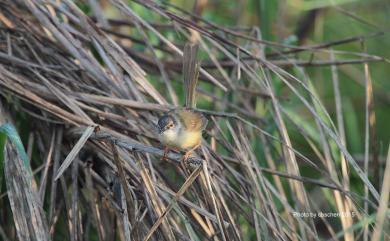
top-left (168, 123), bottom-right (174, 128)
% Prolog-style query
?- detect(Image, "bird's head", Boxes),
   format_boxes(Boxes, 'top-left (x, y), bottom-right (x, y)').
top-left (157, 114), bottom-right (179, 134)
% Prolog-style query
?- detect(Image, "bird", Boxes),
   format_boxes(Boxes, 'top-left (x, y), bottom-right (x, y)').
top-left (157, 42), bottom-right (208, 163)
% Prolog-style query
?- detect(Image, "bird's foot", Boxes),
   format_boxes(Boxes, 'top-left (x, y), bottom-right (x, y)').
top-left (181, 151), bottom-right (192, 162)
top-left (161, 147), bottom-right (170, 161)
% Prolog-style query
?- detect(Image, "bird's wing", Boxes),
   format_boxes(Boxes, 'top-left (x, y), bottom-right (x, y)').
top-left (175, 108), bottom-right (207, 132)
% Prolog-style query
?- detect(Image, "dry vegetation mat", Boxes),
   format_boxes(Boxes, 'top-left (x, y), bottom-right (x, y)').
top-left (0, 0), bottom-right (388, 241)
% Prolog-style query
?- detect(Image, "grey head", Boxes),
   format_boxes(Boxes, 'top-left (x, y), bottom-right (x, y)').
top-left (157, 114), bottom-right (178, 134)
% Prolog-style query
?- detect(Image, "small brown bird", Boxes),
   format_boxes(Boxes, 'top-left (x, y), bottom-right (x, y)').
top-left (157, 42), bottom-right (207, 161)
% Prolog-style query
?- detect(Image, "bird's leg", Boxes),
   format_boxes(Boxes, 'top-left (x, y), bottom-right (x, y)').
top-left (161, 147), bottom-right (170, 161)
top-left (181, 144), bottom-right (201, 161)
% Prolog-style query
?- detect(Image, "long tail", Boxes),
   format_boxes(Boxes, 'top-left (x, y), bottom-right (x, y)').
top-left (183, 42), bottom-right (200, 108)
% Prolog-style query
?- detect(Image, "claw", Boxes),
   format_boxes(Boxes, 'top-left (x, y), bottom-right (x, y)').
top-left (161, 147), bottom-right (170, 161)
top-left (181, 143), bottom-right (200, 162)
top-left (182, 151), bottom-right (192, 161)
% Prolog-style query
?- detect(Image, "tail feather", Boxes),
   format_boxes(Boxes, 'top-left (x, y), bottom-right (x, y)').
top-left (183, 42), bottom-right (200, 108)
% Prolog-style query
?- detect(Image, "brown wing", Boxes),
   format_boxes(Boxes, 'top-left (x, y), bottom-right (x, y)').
top-left (175, 108), bottom-right (207, 132)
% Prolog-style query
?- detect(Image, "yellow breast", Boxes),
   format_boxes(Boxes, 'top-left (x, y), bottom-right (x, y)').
top-left (159, 129), bottom-right (201, 150)
top-left (178, 130), bottom-right (201, 149)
